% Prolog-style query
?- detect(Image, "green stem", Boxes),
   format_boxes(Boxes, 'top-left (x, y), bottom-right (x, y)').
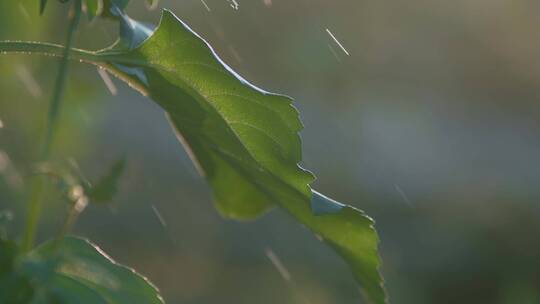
top-left (0, 41), bottom-right (149, 96)
top-left (53, 196), bottom-right (87, 251)
top-left (0, 41), bottom-right (99, 61)
top-left (21, 0), bottom-right (83, 251)
top-left (42, 1), bottom-right (83, 159)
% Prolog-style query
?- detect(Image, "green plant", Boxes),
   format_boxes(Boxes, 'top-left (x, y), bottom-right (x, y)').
top-left (0, 1), bottom-right (387, 303)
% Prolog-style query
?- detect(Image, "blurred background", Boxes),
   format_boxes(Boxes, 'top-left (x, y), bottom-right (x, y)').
top-left (2, 0), bottom-right (540, 303)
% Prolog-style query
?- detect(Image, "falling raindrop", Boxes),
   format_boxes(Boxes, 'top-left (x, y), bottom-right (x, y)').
top-left (394, 184), bottom-right (413, 207)
top-left (264, 248), bottom-right (314, 304)
top-left (97, 67), bottom-right (118, 95)
top-left (228, 45), bottom-right (243, 63)
top-left (15, 65), bottom-right (43, 98)
top-left (18, 3), bottom-right (31, 22)
top-left (327, 43), bottom-right (341, 62)
top-left (227, 0), bottom-right (239, 10)
top-left (325, 28), bottom-right (350, 56)
top-left (200, 0), bottom-right (211, 12)
top-left (265, 248), bottom-right (291, 282)
top-left (151, 205), bottom-right (167, 227)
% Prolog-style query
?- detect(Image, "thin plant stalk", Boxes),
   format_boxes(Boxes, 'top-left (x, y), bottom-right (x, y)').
top-left (22, 0), bottom-right (83, 251)
top-left (53, 194), bottom-right (88, 251)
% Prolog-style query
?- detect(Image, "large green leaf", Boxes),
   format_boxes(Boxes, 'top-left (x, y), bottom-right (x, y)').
top-left (19, 237), bottom-right (164, 304)
top-left (0, 8), bottom-right (386, 304)
top-left (98, 10), bottom-right (386, 303)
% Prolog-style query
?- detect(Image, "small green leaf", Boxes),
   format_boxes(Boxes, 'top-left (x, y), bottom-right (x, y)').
top-left (20, 237), bottom-right (164, 304)
top-left (86, 158), bottom-right (126, 204)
